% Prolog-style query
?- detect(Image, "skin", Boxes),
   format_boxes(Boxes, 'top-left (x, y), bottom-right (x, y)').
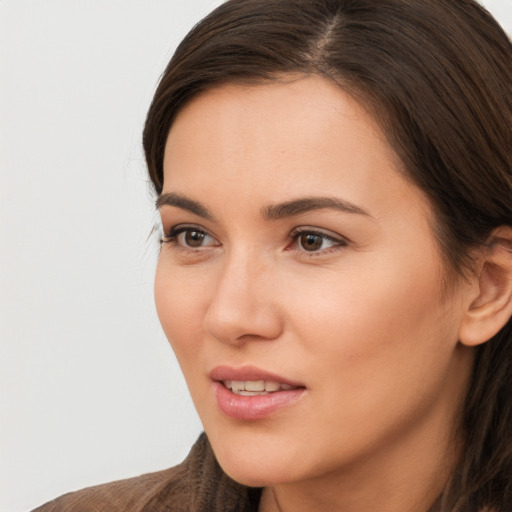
top-left (155, 75), bottom-right (476, 512)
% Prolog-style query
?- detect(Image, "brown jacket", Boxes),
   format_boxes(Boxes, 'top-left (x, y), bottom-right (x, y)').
top-left (32, 433), bottom-right (261, 512)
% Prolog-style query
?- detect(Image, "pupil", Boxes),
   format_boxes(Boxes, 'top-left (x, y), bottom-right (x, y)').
top-left (185, 231), bottom-right (204, 247)
top-left (301, 234), bottom-right (322, 251)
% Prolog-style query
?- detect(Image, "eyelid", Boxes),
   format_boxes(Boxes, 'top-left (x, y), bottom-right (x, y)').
top-left (160, 223), bottom-right (348, 255)
top-left (289, 225), bottom-right (349, 241)
top-left (161, 223), bottom-right (220, 247)
top-left (288, 226), bottom-right (349, 253)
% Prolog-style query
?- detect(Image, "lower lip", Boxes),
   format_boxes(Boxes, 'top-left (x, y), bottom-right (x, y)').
top-left (213, 381), bottom-right (305, 421)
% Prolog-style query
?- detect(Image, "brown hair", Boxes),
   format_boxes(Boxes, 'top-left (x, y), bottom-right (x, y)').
top-left (143, 1), bottom-right (512, 510)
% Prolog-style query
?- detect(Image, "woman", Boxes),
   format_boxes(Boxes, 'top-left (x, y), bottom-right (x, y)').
top-left (34, 0), bottom-right (512, 511)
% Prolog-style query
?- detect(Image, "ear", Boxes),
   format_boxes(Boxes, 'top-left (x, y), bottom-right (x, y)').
top-left (459, 226), bottom-right (512, 347)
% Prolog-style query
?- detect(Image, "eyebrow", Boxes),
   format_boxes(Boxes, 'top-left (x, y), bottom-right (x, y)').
top-left (262, 196), bottom-right (371, 220)
top-left (156, 193), bottom-right (215, 220)
top-left (156, 193), bottom-right (371, 220)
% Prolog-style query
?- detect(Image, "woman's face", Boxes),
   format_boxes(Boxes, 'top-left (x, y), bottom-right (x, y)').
top-left (155, 76), bottom-right (473, 489)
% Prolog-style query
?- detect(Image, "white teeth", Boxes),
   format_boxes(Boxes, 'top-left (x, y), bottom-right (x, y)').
top-left (244, 380), bottom-right (265, 391)
top-left (223, 380), bottom-right (296, 395)
top-left (265, 381), bottom-right (280, 392)
top-left (231, 381), bottom-right (245, 394)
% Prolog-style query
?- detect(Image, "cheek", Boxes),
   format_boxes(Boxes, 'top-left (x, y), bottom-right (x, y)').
top-left (286, 251), bottom-right (455, 395)
top-left (154, 261), bottom-right (206, 363)
top-left (278, 258), bottom-right (460, 463)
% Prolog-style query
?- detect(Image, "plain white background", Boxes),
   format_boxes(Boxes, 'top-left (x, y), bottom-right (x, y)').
top-left (1, 1), bottom-right (510, 511)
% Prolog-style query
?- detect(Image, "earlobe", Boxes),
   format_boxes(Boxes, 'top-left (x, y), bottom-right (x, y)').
top-left (459, 227), bottom-right (512, 347)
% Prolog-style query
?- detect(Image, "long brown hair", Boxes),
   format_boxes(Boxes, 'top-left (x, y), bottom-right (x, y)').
top-left (143, 1), bottom-right (512, 510)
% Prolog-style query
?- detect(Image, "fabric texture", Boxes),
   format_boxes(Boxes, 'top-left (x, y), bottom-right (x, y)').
top-left (32, 433), bottom-right (261, 512)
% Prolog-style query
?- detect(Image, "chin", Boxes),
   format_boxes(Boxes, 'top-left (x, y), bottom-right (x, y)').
top-left (206, 426), bottom-right (313, 488)
top-left (217, 455), bottom-right (294, 488)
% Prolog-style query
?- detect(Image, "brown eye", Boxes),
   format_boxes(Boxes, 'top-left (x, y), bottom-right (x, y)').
top-left (291, 229), bottom-right (346, 254)
top-left (184, 230), bottom-right (206, 247)
top-left (162, 226), bottom-right (219, 250)
top-left (299, 233), bottom-right (324, 252)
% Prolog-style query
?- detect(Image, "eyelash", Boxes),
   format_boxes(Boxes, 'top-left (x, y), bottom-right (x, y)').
top-left (161, 225), bottom-right (348, 255)
top-left (288, 227), bottom-right (348, 255)
top-left (161, 225), bottom-right (216, 250)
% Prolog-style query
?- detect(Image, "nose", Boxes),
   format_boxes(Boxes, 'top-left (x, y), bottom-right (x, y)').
top-left (203, 250), bottom-right (283, 345)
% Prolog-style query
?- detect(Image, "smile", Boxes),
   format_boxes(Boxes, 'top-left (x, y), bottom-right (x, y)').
top-left (210, 366), bottom-right (306, 420)
top-left (222, 380), bottom-right (296, 395)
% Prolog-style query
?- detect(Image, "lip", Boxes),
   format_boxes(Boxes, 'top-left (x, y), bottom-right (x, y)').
top-left (210, 365), bottom-right (305, 388)
top-left (210, 365), bottom-right (306, 421)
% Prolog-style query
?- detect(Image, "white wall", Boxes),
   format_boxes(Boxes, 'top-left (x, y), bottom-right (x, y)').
top-left (1, 2), bottom-right (510, 511)
top-left (0, 2), bottom-right (222, 511)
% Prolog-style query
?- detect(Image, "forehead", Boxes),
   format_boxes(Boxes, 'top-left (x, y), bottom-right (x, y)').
top-left (162, 75), bottom-right (424, 211)
top-left (168, 78), bottom-right (387, 168)
top-left (167, 76), bottom-right (388, 151)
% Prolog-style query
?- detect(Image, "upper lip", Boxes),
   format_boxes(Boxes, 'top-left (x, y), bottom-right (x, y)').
top-left (210, 365), bottom-right (305, 388)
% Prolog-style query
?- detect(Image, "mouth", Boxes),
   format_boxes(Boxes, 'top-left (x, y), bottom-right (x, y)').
top-left (210, 366), bottom-right (306, 420)
top-left (210, 365), bottom-right (305, 392)
top-left (221, 379), bottom-right (297, 396)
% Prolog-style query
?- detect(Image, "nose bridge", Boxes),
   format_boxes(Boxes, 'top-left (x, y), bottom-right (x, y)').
top-left (204, 245), bottom-right (282, 344)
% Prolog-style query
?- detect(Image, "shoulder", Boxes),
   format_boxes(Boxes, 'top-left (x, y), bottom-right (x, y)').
top-left (31, 459), bottom-right (188, 512)
top-left (32, 433), bottom-right (261, 512)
